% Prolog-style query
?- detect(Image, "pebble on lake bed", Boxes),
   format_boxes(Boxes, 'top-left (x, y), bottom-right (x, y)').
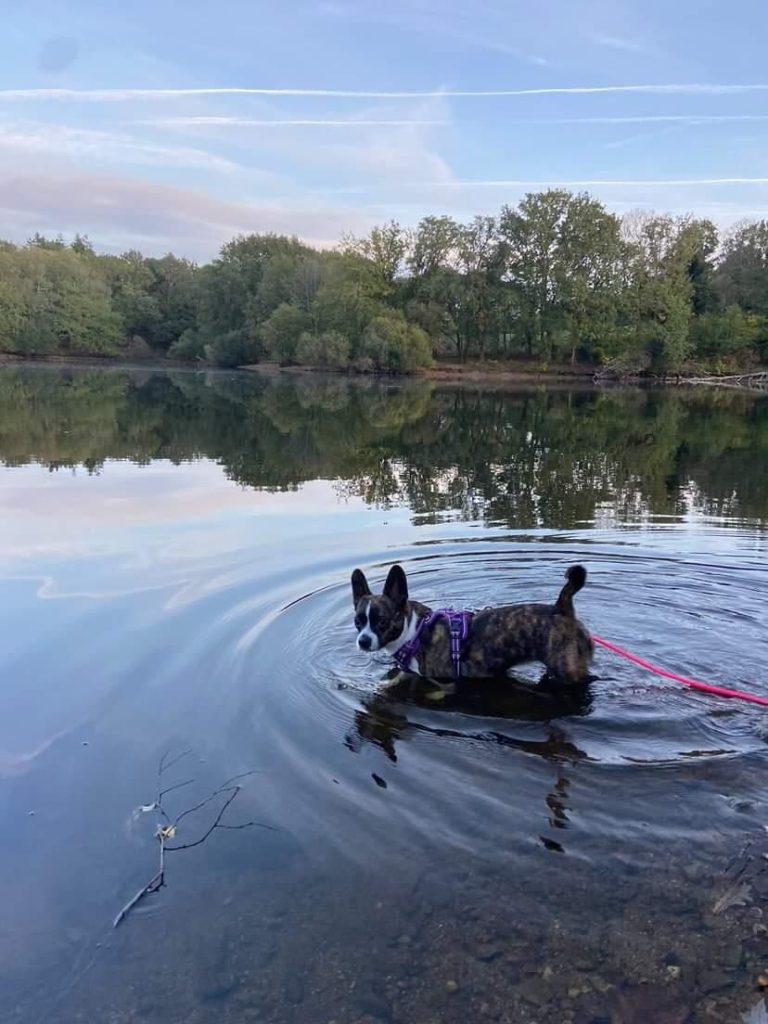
top-left (445, 980), bottom-right (460, 994)
top-left (757, 972), bottom-right (768, 988)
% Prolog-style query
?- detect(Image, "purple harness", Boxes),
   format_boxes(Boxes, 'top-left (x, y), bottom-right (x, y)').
top-left (393, 608), bottom-right (473, 678)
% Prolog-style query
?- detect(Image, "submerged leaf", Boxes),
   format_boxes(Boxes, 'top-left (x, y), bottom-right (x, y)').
top-left (129, 802), bottom-right (159, 828)
top-left (712, 881), bottom-right (753, 914)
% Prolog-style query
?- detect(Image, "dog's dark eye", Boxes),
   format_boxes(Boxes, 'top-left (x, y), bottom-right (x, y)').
top-left (354, 614), bottom-right (365, 629)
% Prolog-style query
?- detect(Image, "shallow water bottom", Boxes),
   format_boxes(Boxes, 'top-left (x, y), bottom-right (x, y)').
top-left (13, 830), bottom-right (768, 1024)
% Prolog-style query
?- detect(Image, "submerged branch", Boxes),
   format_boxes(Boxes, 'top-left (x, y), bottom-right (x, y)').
top-left (114, 753), bottom-right (274, 928)
top-left (113, 840), bottom-right (166, 928)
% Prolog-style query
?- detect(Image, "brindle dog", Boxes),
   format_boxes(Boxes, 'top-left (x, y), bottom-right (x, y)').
top-left (352, 564), bottom-right (593, 685)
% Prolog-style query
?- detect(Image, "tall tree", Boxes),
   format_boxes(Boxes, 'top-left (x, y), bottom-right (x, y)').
top-left (715, 220), bottom-right (768, 315)
top-left (499, 190), bottom-right (572, 357)
top-left (342, 220), bottom-right (411, 291)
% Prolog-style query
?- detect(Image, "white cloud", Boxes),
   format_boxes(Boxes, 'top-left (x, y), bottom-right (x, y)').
top-left (179, 94), bottom-right (457, 192)
top-left (388, 177), bottom-right (768, 189)
top-left (0, 169), bottom-right (380, 258)
top-left (2, 83), bottom-right (768, 100)
top-left (516, 114), bottom-right (768, 125)
top-left (317, 176), bottom-right (768, 195)
top-left (139, 117), bottom-right (448, 127)
top-left (589, 33), bottom-right (652, 55)
top-left (0, 120), bottom-right (237, 172)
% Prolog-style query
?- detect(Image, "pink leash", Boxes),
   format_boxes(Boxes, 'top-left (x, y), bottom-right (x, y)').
top-left (592, 634), bottom-right (768, 708)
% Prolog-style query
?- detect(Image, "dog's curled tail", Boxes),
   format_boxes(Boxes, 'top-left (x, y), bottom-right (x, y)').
top-left (554, 565), bottom-right (587, 617)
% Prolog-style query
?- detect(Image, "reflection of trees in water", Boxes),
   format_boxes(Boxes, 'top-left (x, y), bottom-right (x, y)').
top-left (1, 366), bottom-right (767, 527)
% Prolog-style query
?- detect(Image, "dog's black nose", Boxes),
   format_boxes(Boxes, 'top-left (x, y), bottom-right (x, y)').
top-left (358, 634), bottom-right (372, 651)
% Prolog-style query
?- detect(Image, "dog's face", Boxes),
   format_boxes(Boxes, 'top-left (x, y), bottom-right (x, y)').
top-left (351, 565), bottom-right (409, 652)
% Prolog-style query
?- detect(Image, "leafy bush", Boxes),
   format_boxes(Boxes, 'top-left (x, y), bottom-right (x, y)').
top-left (691, 306), bottom-right (761, 358)
top-left (357, 313), bottom-right (433, 373)
top-left (169, 329), bottom-right (205, 362)
top-left (204, 330), bottom-right (258, 368)
top-left (259, 303), bottom-right (308, 363)
top-left (295, 330), bottom-right (350, 369)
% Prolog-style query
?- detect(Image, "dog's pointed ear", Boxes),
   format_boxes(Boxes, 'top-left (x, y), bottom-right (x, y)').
top-left (351, 569), bottom-right (371, 606)
top-left (383, 565), bottom-right (408, 608)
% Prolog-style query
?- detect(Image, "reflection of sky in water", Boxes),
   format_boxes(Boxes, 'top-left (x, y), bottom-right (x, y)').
top-left (0, 460), bottom-right (421, 599)
top-left (0, 460), bottom-right (414, 765)
top-left (0, 460), bottom-right (378, 565)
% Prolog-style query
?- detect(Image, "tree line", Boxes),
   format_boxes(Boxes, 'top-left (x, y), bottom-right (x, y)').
top-left (2, 191), bottom-right (768, 373)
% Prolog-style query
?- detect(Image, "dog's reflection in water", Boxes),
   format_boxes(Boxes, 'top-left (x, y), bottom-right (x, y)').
top-left (344, 670), bottom-right (594, 853)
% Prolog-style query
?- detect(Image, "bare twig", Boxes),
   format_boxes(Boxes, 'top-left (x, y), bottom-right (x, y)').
top-left (114, 753), bottom-right (274, 928)
top-left (113, 839), bottom-right (165, 928)
top-left (166, 787), bottom-right (240, 851)
top-left (218, 821), bottom-right (279, 832)
top-left (158, 748), bottom-right (193, 778)
top-left (158, 777), bottom-right (195, 801)
top-left (172, 770), bottom-right (259, 827)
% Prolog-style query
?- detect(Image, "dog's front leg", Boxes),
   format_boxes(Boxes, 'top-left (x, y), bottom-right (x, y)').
top-left (381, 668), bottom-right (410, 688)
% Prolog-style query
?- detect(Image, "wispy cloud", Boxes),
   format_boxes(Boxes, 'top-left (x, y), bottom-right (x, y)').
top-left (2, 84), bottom-right (768, 101)
top-left (0, 120), bottom-right (236, 172)
top-left (141, 113), bottom-right (768, 130)
top-left (313, 1), bottom-right (550, 66)
top-left (324, 177), bottom-right (768, 195)
top-left (198, 94), bottom-right (457, 192)
top-left (140, 117), bottom-right (448, 128)
top-left (0, 169), bottom-right (379, 257)
top-left (419, 177), bottom-right (768, 187)
top-left (590, 34), bottom-right (652, 55)
top-left (517, 114), bottom-right (768, 125)
top-left (601, 126), bottom-right (680, 151)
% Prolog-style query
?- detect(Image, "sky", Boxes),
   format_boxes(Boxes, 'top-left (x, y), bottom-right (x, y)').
top-left (1, 0), bottom-right (768, 260)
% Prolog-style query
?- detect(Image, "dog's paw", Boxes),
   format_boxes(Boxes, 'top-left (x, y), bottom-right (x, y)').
top-left (425, 688), bottom-right (448, 701)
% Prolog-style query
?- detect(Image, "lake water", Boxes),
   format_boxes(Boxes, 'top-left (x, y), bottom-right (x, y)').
top-left (2, 365), bottom-right (768, 1024)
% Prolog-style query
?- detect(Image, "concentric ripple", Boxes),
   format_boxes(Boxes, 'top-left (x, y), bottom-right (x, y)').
top-left (223, 535), bottom-right (768, 871)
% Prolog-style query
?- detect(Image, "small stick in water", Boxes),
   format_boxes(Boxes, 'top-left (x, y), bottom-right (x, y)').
top-left (113, 751), bottom-right (275, 928)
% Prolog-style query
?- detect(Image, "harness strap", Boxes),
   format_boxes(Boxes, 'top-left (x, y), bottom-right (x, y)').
top-left (393, 608), bottom-right (472, 678)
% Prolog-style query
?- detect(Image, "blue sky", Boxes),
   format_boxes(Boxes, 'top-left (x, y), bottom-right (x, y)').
top-left (1, 0), bottom-right (767, 259)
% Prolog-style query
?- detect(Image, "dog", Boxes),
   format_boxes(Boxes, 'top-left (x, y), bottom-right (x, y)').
top-left (351, 563), bottom-right (593, 685)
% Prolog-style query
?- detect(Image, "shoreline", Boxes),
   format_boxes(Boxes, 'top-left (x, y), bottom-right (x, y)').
top-left (242, 359), bottom-right (597, 385)
top-left (2, 351), bottom-right (766, 391)
top-left (0, 352), bottom-right (600, 385)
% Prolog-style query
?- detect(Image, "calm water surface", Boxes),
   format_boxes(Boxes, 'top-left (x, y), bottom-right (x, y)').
top-left (2, 366), bottom-right (768, 1024)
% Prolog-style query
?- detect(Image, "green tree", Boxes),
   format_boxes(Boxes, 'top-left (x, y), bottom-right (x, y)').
top-left (8, 246), bottom-right (123, 355)
top-left (408, 216), bottom-right (460, 277)
top-left (499, 190), bottom-right (573, 357)
top-left (145, 254), bottom-right (200, 349)
top-left (715, 221), bottom-right (768, 315)
top-left (197, 234), bottom-right (310, 358)
top-left (343, 220), bottom-right (410, 292)
top-left (260, 303), bottom-right (310, 363)
top-left (358, 312), bottom-right (433, 372)
top-left (296, 330), bottom-right (351, 369)
top-left (621, 214), bottom-right (717, 371)
top-left (555, 195), bottom-right (624, 363)
top-left (312, 253), bottom-right (389, 341)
